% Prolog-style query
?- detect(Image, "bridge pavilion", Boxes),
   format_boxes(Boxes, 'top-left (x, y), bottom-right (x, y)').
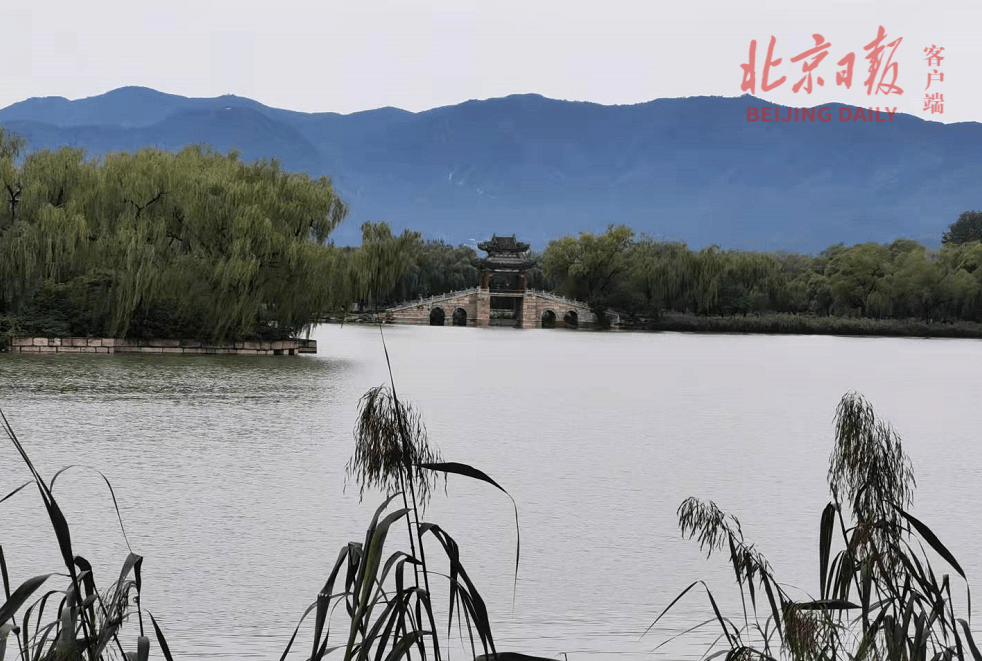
top-left (384, 235), bottom-right (616, 329)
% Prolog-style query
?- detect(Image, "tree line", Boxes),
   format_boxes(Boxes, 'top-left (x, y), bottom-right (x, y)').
top-left (3, 131), bottom-right (981, 341)
top-left (362, 212), bottom-right (982, 329)
top-left (540, 216), bottom-right (982, 327)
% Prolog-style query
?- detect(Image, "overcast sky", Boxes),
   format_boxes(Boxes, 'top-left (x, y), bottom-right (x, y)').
top-left (3, 0), bottom-right (978, 123)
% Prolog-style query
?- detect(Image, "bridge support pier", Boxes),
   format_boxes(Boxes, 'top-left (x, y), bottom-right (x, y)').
top-left (520, 295), bottom-right (538, 329)
top-left (476, 290), bottom-right (490, 328)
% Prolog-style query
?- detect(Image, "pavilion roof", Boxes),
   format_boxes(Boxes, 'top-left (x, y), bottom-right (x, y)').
top-left (477, 234), bottom-right (530, 254)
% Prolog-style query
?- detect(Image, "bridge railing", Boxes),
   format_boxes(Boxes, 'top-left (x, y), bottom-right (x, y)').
top-left (526, 289), bottom-right (581, 306)
top-left (387, 287), bottom-right (482, 311)
top-left (526, 289), bottom-right (621, 322)
top-left (388, 287), bottom-right (588, 311)
top-left (384, 287), bottom-right (619, 320)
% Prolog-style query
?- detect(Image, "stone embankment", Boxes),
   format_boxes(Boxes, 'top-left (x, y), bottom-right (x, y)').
top-left (7, 337), bottom-right (316, 355)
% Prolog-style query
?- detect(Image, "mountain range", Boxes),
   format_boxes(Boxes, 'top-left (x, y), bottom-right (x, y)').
top-left (0, 86), bottom-right (978, 252)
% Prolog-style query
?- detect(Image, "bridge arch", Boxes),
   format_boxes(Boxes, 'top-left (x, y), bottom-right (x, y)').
top-left (563, 310), bottom-right (579, 329)
top-left (452, 307), bottom-right (467, 326)
top-left (430, 307), bottom-right (446, 326)
top-left (541, 309), bottom-right (557, 329)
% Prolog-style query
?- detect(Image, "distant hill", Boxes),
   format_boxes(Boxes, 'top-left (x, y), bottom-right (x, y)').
top-left (1, 86), bottom-right (977, 252)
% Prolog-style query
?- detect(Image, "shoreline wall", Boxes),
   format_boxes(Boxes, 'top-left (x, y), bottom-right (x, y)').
top-left (6, 337), bottom-right (316, 355)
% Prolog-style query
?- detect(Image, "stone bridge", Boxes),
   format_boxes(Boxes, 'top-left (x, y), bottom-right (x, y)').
top-left (384, 287), bottom-right (620, 329)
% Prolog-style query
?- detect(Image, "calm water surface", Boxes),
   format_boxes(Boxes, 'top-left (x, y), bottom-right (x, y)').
top-left (2, 326), bottom-right (982, 660)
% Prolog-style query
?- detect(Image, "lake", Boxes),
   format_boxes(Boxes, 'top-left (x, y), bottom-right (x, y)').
top-left (2, 325), bottom-right (982, 660)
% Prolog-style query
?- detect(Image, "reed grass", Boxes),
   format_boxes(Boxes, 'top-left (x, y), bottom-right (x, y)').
top-left (648, 391), bottom-right (982, 661)
top-left (0, 408), bottom-right (174, 661)
top-left (282, 320), bottom-right (535, 660)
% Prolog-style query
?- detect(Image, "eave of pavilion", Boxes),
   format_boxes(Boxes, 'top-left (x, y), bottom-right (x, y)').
top-left (476, 253), bottom-right (537, 265)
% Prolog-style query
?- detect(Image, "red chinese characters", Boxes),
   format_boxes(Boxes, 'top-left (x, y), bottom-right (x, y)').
top-left (741, 36), bottom-right (786, 93)
top-left (789, 34), bottom-right (831, 93)
top-left (924, 93), bottom-right (944, 114)
top-left (836, 52), bottom-right (855, 89)
top-left (922, 45), bottom-right (946, 114)
top-left (740, 27), bottom-right (904, 97)
top-left (862, 26), bottom-right (903, 96)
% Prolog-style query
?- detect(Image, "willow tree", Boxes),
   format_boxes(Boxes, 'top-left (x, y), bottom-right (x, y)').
top-left (390, 240), bottom-right (479, 302)
top-left (0, 140), bottom-right (351, 341)
top-left (352, 221), bottom-right (422, 310)
top-left (541, 224), bottom-right (635, 318)
top-left (142, 147), bottom-right (350, 340)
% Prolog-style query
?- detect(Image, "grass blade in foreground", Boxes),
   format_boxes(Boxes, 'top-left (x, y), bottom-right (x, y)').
top-left (418, 461), bottom-right (521, 606)
top-left (0, 406), bottom-right (174, 660)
